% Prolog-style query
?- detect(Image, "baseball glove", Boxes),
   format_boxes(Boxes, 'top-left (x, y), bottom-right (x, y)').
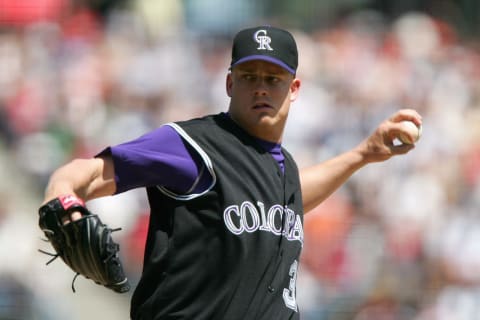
top-left (38, 195), bottom-right (130, 293)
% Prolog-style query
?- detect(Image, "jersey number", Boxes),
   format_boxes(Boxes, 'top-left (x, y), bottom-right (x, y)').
top-left (282, 260), bottom-right (298, 312)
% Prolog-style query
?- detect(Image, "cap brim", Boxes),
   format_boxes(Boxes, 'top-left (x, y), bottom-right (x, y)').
top-left (231, 55), bottom-right (296, 74)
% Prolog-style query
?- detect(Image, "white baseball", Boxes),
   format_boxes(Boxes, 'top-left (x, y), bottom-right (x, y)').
top-left (398, 120), bottom-right (422, 144)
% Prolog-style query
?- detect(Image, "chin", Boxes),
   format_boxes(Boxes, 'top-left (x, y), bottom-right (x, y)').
top-left (255, 113), bottom-right (276, 125)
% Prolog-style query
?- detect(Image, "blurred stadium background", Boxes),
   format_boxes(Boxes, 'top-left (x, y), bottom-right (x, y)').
top-left (1, 0), bottom-right (480, 319)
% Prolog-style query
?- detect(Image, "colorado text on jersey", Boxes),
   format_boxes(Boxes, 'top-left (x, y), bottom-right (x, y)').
top-left (223, 200), bottom-right (304, 245)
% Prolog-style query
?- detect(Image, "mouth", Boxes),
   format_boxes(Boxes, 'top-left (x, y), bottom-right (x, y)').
top-left (252, 102), bottom-right (274, 110)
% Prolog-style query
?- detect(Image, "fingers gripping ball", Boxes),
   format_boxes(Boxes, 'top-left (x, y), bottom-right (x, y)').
top-left (38, 195), bottom-right (130, 293)
top-left (398, 120), bottom-right (422, 144)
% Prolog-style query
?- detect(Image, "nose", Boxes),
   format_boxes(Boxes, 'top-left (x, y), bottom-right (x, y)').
top-left (254, 78), bottom-right (269, 96)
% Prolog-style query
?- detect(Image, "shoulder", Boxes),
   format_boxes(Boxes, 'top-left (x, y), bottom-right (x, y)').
top-left (174, 113), bottom-right (224, 128)
top-left (281, 147), bottom-right (295, 162)
top-left (172, 113), bottom-right (237, 141)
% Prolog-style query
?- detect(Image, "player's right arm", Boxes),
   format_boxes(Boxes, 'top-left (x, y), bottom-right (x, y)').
top-left (300, 109), bottom-right (422, 214)
top-left (43, 155), bottom-right (116, 205)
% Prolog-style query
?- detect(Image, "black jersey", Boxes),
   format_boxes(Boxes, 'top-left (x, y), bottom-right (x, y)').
top-left (131, 113), bottom-right (304, 320)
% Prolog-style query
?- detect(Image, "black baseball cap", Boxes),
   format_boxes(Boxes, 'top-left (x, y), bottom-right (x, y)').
top-left (230, 26), bottom-right (298, 74)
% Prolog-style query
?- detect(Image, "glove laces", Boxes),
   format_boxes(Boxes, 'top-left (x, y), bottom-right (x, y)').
top-left (38, 226), bottom-right (123, 292)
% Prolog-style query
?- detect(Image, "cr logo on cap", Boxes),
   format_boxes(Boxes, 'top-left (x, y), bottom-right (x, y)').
top-left (254, 30), bottom-right (273, 51)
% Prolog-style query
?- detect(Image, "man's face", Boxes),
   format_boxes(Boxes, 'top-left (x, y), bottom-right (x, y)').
top-left (226, 60), bottom-right (301, 142)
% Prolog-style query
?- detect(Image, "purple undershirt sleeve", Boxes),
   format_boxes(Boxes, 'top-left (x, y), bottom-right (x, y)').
top-left (97, 125), bottom-right (208, 195)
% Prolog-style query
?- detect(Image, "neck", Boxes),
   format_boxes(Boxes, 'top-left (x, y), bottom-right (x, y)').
top-left (226, 112), bottom-right (284, 143)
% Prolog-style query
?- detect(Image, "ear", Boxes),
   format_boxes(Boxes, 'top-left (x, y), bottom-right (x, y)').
top-left (289, 78), bottom-right (301, 102)
top-left (226, 73), bottom-right (233, 97)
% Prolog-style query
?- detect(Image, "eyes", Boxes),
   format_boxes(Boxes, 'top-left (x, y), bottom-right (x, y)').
top-left (239, 73), bottom-right (283, 86)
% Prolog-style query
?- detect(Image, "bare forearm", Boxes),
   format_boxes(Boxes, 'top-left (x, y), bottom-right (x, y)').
top-left (43, 157), bottom-right (116, 204)
top-left (300, 149), bottom-right (366, 213)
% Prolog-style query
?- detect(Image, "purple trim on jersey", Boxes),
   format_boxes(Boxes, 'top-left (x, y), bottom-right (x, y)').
top-left (97, 125), bottom-right (205, 194)
top-left (256, 139), bottom-right (285, 173)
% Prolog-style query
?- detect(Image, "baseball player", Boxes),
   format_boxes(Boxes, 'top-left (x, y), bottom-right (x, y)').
top-left (39, 26), bottom-right (422, 319)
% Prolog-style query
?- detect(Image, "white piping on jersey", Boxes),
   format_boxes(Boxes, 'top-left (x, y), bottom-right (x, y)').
top-left (156, 123), bottom-right (217, 201)
top-left (186, 160), bottom-right (205, 194)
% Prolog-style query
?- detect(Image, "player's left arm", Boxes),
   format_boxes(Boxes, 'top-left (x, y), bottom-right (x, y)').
top-left (43, 155), bottom-right (116, 205)
top-left (300, 109), bottom-right (422, 213)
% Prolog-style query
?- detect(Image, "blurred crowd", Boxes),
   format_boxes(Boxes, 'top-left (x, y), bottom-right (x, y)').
top-left (1, 1), bottom-right (480, 319)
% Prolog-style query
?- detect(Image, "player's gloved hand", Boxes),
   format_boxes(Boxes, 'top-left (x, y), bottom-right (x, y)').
top-left (38, 195), bottom-right (130, 293)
